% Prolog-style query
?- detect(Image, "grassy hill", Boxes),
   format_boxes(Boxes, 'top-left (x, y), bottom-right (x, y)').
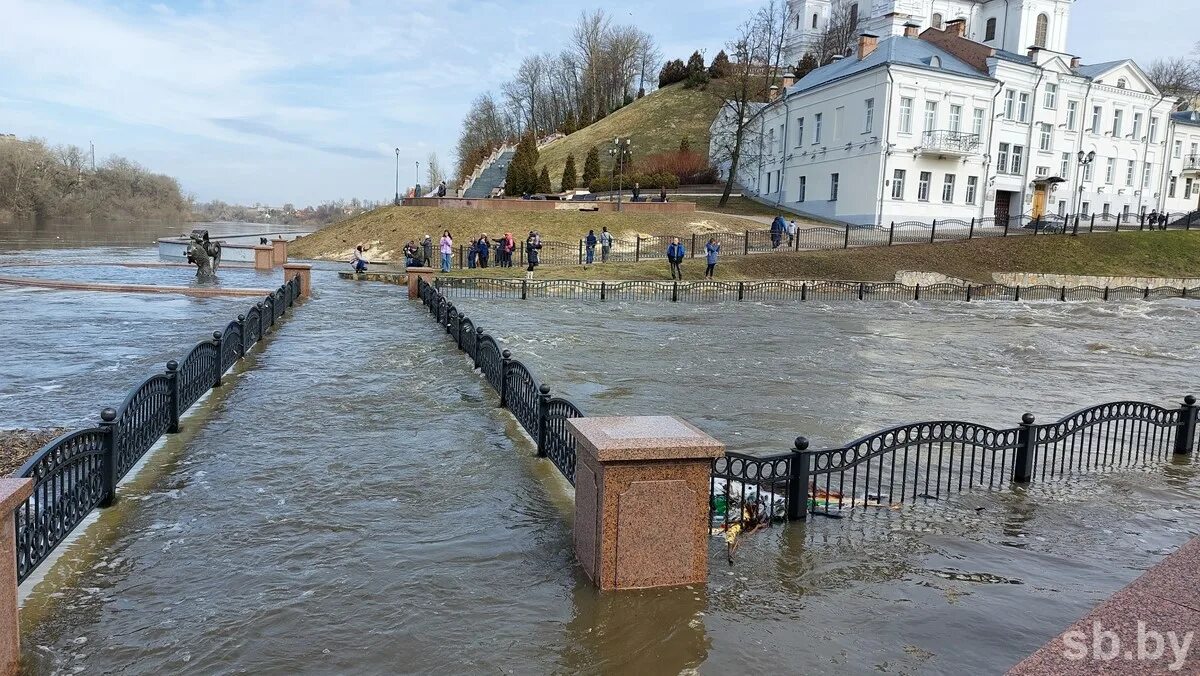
top-left (536, 84), bottom-right (722, 191)
top-left (288, 205), bottom-right (755, 262)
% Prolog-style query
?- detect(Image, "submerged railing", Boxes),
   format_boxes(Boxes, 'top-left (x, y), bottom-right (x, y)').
top-left (435, 277), bottom-right (1199, 304)
top-left (418, 277), bottom-right (585, 484)
top-left (13, 275), bottom-right (304, 584)
top-left (712, 396), bottom-right (1199, 527)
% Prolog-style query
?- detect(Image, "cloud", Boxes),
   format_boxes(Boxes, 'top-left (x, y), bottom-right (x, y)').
top-left (211, 117), bottom-right (381, 159)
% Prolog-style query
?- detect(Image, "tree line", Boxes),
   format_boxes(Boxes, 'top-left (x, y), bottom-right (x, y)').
top-left (453, 10), bottom-right (661, 183)
top-left (0, 136), bottom-right (189, 224)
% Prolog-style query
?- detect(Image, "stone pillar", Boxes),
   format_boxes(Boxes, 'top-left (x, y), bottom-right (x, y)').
top-left (405, 267), bottom-right (435, 300)
top-left (271, 238), bottom-right (288, 266)
top-left (253, 245), bottom-right (274, 270)
top-left (566, 416), bottom-right (724, 591)
top-left (282, 263), bottom-right (312, 298)
top-left (0, 478), bottom-right (33, 675)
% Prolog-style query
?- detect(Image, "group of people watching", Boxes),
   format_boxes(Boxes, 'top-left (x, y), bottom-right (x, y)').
top-left (463, 234), bottom-right (518, 269)
top-left (582, 227), bottom-right (615, 264)
top-left (664, 236), bottom-right (721, 280)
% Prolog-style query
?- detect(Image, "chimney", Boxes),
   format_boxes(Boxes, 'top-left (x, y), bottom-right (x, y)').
top-left (768, 84), bottom-right (780, 102)
top-left (858, 33), bottom-right (879, 60)
top-left (945, 18), bottom-right (966, 37)
top-left (782, 72), bottom-right (796, 88)
top-left (1069, 56), bottom-right (1081, 69)
top-left (903, 22), bottom-right (920, 38)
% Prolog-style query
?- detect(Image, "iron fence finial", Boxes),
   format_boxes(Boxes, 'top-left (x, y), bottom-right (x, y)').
top-left (794, 436), bottom-right (809, 451)
top-left (1186, 395), bottom-right (1196, 406)
top-left (100, 407), bottom-right (116, 422)
top-left (1021, 413), bottom-right (1035, 425)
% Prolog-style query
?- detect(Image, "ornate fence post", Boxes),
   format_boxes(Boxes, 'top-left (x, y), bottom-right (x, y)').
top-left (914, 283), bottom-right (921, 301)
top-left (635, 237), bottom-right (641, 261)
top-left (1060, 286), bottom-right (1067, 302)
top-left (968, 218), bottom-right (975, 239)
top-left (473, 327), bottom-right (484, 369)
top-left (1090, 214), bottom-right (1095, 232)
top-left (521, 279), bottom-right (527, 300)
top-left (857, 282), bottom-right (864, 300)
top-left (800, 282), bottom-right (806, 301)
top-left (929, 219), bottom-right (937, 244)
top-left (98, 407), bottom-right (119, 508)
top-left (257, 301), bottom-right (266, 340)
top-left (843, 223), bottom-right (851, 249)
top-left (691, 233), bottom-right (696, 258)
top-left (1014, 285), bottom-right (1021, 301)
top-left (1072, 215), bottom-right (1079, 236)
top-left (738, 281), bottom-right (745, 301)
top-left (888, 221), bottom-right (895, 245)
top-left (212, 331), bottom-right (224, 388)
top-left (743, 231), bottom-right (749, 255)
top-left (672, 281), bottom-right (679, 302)
top-left (237, 314), bottom-right (247, 357)
top-left (786, 437), bottom-right (811, 520)
top-left (165, 360), bottom-right (180, 434)
top-left (1012, 413), bottom-right (1037, 483)
top-left (536, 384), bottom-right (551, 458)
top-left (966, 284), bottom-right (972, 302)
top-left (499, 350), bottom-right (512, 408)
top-left (600, 281), bottom-right (606, 301)
top-left (1173, 396), bottom-right (1198, 455)
top-left (1003, 219), bottom-right (1010, 237)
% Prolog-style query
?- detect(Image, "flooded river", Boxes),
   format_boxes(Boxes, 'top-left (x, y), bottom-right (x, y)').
top-left (3, 232), bottom-right (1199, 674)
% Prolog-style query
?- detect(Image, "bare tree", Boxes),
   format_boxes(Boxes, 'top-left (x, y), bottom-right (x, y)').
top-left (426, 153), bottom-right (445, 190)
top-left (812, 3), bottom-right (861, 66)
top-left (1146, 57), bottom-right (1200, 101)
top-left (709, 6), bottom-right (775, 207)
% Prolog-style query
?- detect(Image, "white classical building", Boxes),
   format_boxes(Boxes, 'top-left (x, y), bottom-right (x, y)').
top-left (719, 0), bottom-right (1199, 226)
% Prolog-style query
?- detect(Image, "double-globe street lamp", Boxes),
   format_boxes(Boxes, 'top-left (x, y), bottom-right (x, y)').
top-left (607, 138), bottom-right (633, 212)
top-left (394, 148), bottom-right (401, 206)
top-left (1072, 150), bottom-right (1096, 218)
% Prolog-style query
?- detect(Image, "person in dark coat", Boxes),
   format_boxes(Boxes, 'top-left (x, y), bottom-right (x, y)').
top-left (477, 234), bottom-right (490, 268)
top-left (659, 186), bottom-right (668, 202)
top-left (421, 235), bottom-right (433, 266)
top-left (525, 231), bottom-right (542, 274)
top-left (770, 215), bottom-right (785, 249)
top-left (632, 182), bottom-right (641, 202)
top-left (585, 229), bottom-right (597, 264)
top-left (704, 238), bottom-right (720, 279)
top-left (666, 237), bottom-right (686, 280)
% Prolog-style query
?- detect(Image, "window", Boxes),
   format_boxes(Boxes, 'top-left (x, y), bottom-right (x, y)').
top-left (1105, 158), bottom-right (1115, 184)
top-left (1066, 100), bottom-right (1078, 130)
top-left (830, 173), bottom-right (839, 201)
top-left (942, 174), bottom-right (956, 203)
top-left (966, 176), bottom-right (978, 204)
top-left (918, 171), bottom-right (932, 201)
top-left (796, 117), bottom-right (805, 146)
top-left (972, 108), bottom-right (985, 137)
top-left (766, 172), bottom-right (772, 193)
top-left (924, 101), bottom-right (938, 133)
top-left (1149, 116), bottom-right (1159, 142)
top-left (1004, 90), bottom-right (1016, 120)
top-left (814, 113), bottom-right (822, 143)
top-left (1091, 105), bottom-right (1102, 132)
top-left (1039, 123), bottom-right (1052, 151)
top-left (849, 3), bottom-right (859, 27)
top-left (1044, 83), bottom-right (1058, 109)
top-left (1057, 200), bottom-right (1067, 216)
top-left (1143, 162), bottom-right (1151, 188)
top-left (931, 12), bottom-right (943, 29)
top-left (767, 128), bottom-right (775, 154)
top-left (892, 169), bottom-right (906, 199)
top-left (1034, 13), bottom-right (1048, 48)
top-left (795, 14), bottom-right (800, 30)
top-left (997, 143), bottom-right (1010, 174)
top-left (985, 17), bottom-right (997, 41)
top-left (899, 97), bottom-right (913, 134)
top-left (798, 176), bottom-right (806, 202)
top-left (1116, 78), bottom-right (1128, 89)
top-left (1169, 176), bottom-right (1177, 198)
top-left (1102, 202), bottom-right (1111, 216)
top-left (1193, 142), bottom-right (1199, 157)
top-left (949, 104), bottom-right (962, 132)
top-left (778, 124), bottom-right (785, 153)
top-left (1081, 201), bottom-right (1090, 216)
top-left (1011, 145), bottom-right (1024, 174)
top-left (1112, 109), bottom-right (1123, 137)
top-left (864, 98), bottom-right (874, 133)
top-left (833, 106), bottom-right (844, 140)
top-left (1083, 160), bottom-right (1094, 182)
top-left (1189, 178), bottom-right (1196, 200)
top-left (1036, 165), bottom-right (1050, 178)
top-left (1132, 113), bottom-right (1143, 140)
top-left (812, 13), bottom-right (818, 28)
top-left (1017, 93), bottom-right (1030, 122)
top-left (1061, 152), bottom-right (1071, 177)
top-left (1122, 204), bottom-right (1130, 218)
top-left (1125, 159), bottom-right (1135, 186)
top-left (1174, 140), bottom-right (1182, 158)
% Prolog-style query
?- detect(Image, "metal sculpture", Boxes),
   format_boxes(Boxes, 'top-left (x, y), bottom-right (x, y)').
top-left (185, 229), bottom-right (223, 278)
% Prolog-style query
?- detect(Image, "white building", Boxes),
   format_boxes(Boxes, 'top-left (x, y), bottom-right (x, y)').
top-left (717, 2), bottom-right (1197, 227)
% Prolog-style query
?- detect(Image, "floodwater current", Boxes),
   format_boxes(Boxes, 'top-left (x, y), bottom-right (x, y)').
top-left (3, 232), bottom-right (1200, 674)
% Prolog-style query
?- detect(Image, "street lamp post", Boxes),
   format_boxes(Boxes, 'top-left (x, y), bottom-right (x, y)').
top-left (415, 161), bottom-right (420, 198)
top-left (394, 148), bottom-right (401, 206)
top-left (1072, 150), bottom-right (1096, 219)
top-left (607, 138), bottom-right (632, 212)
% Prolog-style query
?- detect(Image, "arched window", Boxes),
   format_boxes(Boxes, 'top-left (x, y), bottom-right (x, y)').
top-left (812, 13), bottom-right (818, 29)
top-left (930, 56), bottom-right (941, 68)
top-left (932, 13), bottom-right (943, 29)
top-left (985, 17), bottom-right (997, 41)
top-left (1034, 13), bottom-right (1048, 48)
top-left (849, 3), bottom-right (859, 27)
top-left (1116, 78), bottom-right (1128, 89)
top-left (795, 14), bottom-right (800, 30)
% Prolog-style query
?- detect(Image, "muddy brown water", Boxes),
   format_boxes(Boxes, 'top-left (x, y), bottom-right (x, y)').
top-left (3, 235), bottom-right (1199, 674)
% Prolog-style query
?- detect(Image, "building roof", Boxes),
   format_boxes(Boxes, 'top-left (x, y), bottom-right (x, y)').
top-left (1074, 59), bottom-right (1127, 79)
top-left (993, 49), bottom-right (1034, 65)
top-left (789, 36), bottom-right (992, 96)
top-left (1171, 110), bottom-right (1200, 127)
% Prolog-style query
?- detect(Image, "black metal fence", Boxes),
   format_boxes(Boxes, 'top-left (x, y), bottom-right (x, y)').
top-left (446, 209), bottom-right (1200, 270)
top-left (13, 275), bottom-right (304, 584)
top-left (434, 277), bottom-right (1199, 304)
top-left (711, 396), bottom-right (1199, 528)
top-left (417, 277), bottom-right (585, 484)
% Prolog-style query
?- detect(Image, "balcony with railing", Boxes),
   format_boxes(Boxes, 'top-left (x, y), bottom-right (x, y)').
top-left (918, 130), bottom-right (981, 158)
top-left (1184, 154), bottom-right (1200, 173)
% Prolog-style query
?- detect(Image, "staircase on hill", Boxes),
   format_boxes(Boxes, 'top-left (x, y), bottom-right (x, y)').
top-left (462, 149), bottom-right (514, 198)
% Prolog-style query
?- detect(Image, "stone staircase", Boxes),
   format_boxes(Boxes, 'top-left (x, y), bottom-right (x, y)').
top-left (462, 149), bottom-right (515, 198)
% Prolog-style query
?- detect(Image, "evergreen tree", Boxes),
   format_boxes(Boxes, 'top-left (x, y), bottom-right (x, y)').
top-left (537, 166), bottom-right (553, 194)
top-left (679, 136), bottom-right (691, 153)
top-left (561, 111), bottom-right (577, 135)
top-left (795, 53), bottom-right (819, 79)
top-left (686, 51), bottom-right (706, 75)
top-left (561, 154), bottom-right (578, 191)
top-left (708, 50), bottom-right (731, 79)
top-left (658, 59), bottom-right (688, 87)
top-left (581, 146), bottom-right (601, 186)
top-left (504, 133), bottom-right (539, 195)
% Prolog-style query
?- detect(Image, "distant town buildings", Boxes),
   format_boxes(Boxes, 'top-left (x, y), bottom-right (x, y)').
top-left (718, 0), bottom-right (1200, 225)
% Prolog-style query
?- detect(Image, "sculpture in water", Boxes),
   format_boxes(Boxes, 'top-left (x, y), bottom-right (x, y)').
top-left (186, 230), bottom-right (222, 278)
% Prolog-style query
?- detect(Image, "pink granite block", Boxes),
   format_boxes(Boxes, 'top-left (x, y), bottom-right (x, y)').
top-left (0, 479), bottom-right (33, 676)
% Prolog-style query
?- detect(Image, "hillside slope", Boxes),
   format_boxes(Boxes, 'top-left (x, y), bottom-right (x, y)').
top-left (536, 84), bottom-right (722, 191)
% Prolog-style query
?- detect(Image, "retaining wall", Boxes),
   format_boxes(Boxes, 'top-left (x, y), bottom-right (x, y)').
top-left (403, 197), bottom-right (695, 214)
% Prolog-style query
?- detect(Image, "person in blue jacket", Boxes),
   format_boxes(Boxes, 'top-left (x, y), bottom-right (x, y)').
top-left (704, 238), bottom-right (720, 279)
top-left (770, 215), bottom-right (785, 249)
top-left (585, 229), bottom-right (598, 265)
top-left (666, 237), bottom-right (685, 280)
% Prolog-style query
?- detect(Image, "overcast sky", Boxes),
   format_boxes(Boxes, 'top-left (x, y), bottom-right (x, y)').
top-left (0, 0), bottom-right (1193, 206)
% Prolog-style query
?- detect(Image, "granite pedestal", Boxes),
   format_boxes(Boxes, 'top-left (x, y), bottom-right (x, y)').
top-left (283, 263), bottom-right (312, 298)
top-left (405, 267), bottom-right (435, 300)
top-left (566, 416), bottom-right (724, 590)
top-left (0, 479), bottom-right (33, 676)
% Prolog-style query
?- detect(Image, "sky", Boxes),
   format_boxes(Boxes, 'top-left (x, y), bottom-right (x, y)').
top-left (0, 0), bottom-right (1194, 206)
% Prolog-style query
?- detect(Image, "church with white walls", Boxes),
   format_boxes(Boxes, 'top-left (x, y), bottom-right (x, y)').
top-left (715, 0), bottom-right (1200, 226)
